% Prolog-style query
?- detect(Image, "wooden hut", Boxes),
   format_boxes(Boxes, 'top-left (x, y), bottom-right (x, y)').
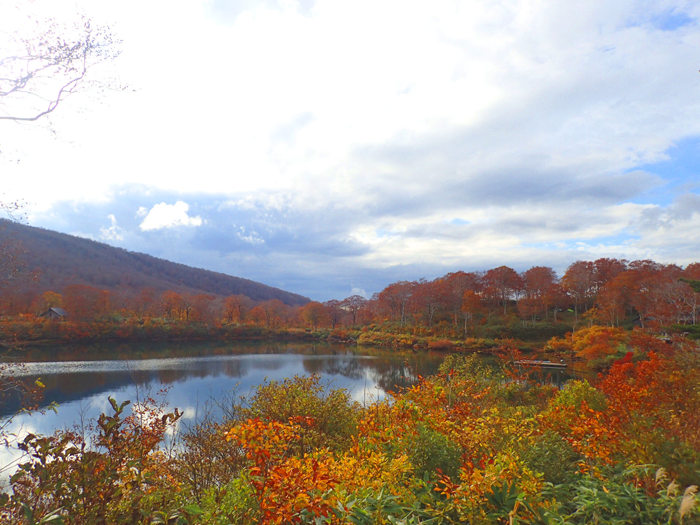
top-left (40, 307), bottom-right (69, 320)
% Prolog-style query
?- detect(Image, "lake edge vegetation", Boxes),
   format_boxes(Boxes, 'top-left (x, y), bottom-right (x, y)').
top-left (1, 346), bottom-right (699, 524)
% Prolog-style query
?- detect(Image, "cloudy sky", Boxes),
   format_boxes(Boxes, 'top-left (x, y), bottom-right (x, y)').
top-left (1, 0), bottom-right (699, 301)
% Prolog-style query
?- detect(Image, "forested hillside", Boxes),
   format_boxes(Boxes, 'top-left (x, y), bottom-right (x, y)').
top-left (0, 220), bottom-right (309, 306)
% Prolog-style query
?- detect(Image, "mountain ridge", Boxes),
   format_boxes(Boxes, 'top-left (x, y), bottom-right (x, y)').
top-left (0, 219), bottom-right (310, 306)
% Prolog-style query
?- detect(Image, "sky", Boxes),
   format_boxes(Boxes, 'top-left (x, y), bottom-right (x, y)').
top-left (1, 0), bottom-right (699, 301)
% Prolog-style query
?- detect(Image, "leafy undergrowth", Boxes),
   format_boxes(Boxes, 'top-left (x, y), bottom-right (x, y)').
top-left (2, 345), bottom-right (700, 524)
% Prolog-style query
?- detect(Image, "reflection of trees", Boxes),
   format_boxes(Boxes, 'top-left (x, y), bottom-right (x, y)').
top-left (301, 355), bottom-right (443, 393)
top-left (0, 371), bottom-right (137, 417)
top-left (525, 368), bottom-right (593, 388)
top-left (0, 360), bottom-right (248, 417)
top-left (301, 357), bottom-right (365, 379)
top-left (14, 341), bottom-right (354, 363)
top-left (367, 359), bottom-right (426, 394)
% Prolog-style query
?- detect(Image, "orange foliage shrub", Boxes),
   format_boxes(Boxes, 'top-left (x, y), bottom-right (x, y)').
top-left (428, 339), bottom-right (454, 351)
top-left (545, 334), bottom-right (573, 353)
top-left (226, 418), bottom-right (338, 524)
top-left (598, 349), bottom-right (700, 481)
top-left (571, 325), bottom-right (628, 365)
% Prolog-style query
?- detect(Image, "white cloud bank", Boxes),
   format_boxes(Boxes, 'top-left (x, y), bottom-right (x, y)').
top-left (4, 0), bottom-right (700, 299)
top-left (139, 202), bottom-right (203, 231)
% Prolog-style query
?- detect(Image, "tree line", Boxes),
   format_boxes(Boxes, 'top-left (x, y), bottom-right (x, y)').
top-left (1, 257), bottom-right (699, 335)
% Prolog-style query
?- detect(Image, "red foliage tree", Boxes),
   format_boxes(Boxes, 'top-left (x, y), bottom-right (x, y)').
top-left (522, 266), bottom-right (558, 322)
top-left (377, 281), bottom-right (415, 325)
top-left (441, 271), bottom-right (482, 327)
top-left (412, 279), bottom-right (448, 327)
top-left (339, 295), bottom-right (366, 326)
top-left (300, 302), bottom-right (328, 330)
top-left (323, 299), bottom-right (344, 329)
top-left (561, 261), bottom-right (596, 322)
top-left (483, 266), bottom-right (522, 315)
top-left (62, 284), bottom-right (110, 321)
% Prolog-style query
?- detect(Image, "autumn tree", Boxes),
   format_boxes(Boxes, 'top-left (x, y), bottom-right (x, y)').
top-left (645, 265), bottom-right (695, 326)
top-left (625, 260), bottom-right (671, 328)
top-left (592, 258), bottom-right (627, 293)
top-left (517, 297), bottom-right (541, 326)
top-left (595, 272), bottom-right (635, 327)
top-left (223, 294), bottom-right (251, 323)
top-left (300, 301), bottom-right (328, 330)
top-left (522, 266), bottom-right (558, 322)
top-left (62, 284), bottom-right (110, 321)
top-left (249, 305), bottom-right (266, 325)
top-left (378, 281), bottom-right (414, 325)
top-left (545, 282), bottom-right (568, 323)
top-left (680, 263), bottom-right (700, 324)
top-left (277, 302), bottom-right (296, 326)
top-left (340, 295), bottom-right (366, 325)
top-left (260, 299), bottom-right (286, 327)
top-left (323, 299), bottom-right (344, 329)
top-left (189, 294), bottom-right (215, 323)
top-left (160, 290), bottom-right (185, 320)
top-left (131, 287), bottom-right (156, 319)
top-left (483, 265), bottom-right (522, 315)
top-left (460, 290), bottom-right (483, 334)
top-left (571, 325), bottom-right (629, 367)
top-left (412, 279), bottom-right (446, 327)
top-left (30, 290), bottom-right (62, 315)
top-left (561, 261), bottom-right (596, 322)
top-left (442, 271), bottom-right (482, 327)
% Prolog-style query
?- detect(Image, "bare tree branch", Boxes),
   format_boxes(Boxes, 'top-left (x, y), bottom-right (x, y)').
top-left (0, 10), bottom-right (122, 123)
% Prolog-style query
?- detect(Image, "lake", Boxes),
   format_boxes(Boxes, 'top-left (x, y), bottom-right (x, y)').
top-left (1, 341), bottom-right (444, 440)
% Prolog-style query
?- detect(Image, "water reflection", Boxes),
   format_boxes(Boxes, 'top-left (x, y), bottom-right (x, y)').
top-left (1, 342), bottom-right (444, 421)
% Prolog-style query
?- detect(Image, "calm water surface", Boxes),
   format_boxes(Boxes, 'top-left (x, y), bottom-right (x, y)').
top-left (1, 341), bottom-right (444, 439)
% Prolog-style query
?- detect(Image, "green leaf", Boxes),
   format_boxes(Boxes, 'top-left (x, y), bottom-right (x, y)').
top-left (182, 505), bottom-right (204, 515)
top-left (39, 508), bottom-right (65, 524)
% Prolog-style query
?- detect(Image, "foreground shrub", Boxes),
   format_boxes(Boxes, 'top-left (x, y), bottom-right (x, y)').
top-left (406, 424), bottom-right (463, 482)
top-left (520, 430), bottom-right (583, 485)
top-left (240, 374), bottom-right (360, 453)
top-left (3, 397), bottom-right (183, 525)
top-left (170, 418), bottom-right (247, 501)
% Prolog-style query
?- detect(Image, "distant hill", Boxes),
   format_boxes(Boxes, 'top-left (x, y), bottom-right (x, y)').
top-left (0, 220), bottom-right (310, 306)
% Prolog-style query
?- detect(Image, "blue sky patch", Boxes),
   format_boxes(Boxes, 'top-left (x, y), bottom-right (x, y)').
top-left (627, 136), bottom-right (700, 206)
top-left (650, 10), bottom-right (694, 31)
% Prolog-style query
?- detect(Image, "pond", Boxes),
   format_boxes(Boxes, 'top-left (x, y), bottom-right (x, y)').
top-left (1, 341), bottom-right (442, 437)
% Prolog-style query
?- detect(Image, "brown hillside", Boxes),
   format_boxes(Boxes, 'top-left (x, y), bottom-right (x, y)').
top-left (0, 219), bottom-right (310, 306)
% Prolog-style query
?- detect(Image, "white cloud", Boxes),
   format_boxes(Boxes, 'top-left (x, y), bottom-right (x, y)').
top-left (100, 214), bottom-right (125, 241)
top-left (139, 201), bottom-right (204, 231)
top-left (236, 226), bottom-right (265, 245)
top-left (350, 287), bottom-right (368, 299)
